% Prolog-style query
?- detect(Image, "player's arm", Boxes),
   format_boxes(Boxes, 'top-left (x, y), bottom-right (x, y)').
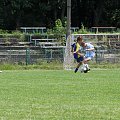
top-left (86, 48), bottom-right (94, 51)
top-left (76, 51), bottom-right (83, 56)
top-left (86, 44), bottom-right (94, 51)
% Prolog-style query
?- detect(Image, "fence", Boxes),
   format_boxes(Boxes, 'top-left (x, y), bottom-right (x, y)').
top-left (0, 34), bottom-right (120, 66)
top-left (73, 34), bottom-right (120, 63)
top-left (20, 27), bottom-right (47, 34)
top-left (0, 46), bottom-right (64, 65)
top-left (64, 34), bottom-right (120, 70)
top-left (91, 27), bottom-right (117, 33)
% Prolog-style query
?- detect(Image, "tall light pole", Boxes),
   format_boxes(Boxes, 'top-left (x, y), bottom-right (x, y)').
top-left (66, 0), bottom-right (71, 38)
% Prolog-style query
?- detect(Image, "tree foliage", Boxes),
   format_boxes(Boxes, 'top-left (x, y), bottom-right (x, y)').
top-left (0, 0), bottom-right (119, 30)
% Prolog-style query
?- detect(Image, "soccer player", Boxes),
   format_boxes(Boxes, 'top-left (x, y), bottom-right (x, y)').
top-left (81, 42), bottom-right (95, 71)
top-left (71, 36), bottom-right (84, 73)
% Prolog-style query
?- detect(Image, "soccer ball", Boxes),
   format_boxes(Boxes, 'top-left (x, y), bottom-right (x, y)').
top-left (81, 64), bottom-right (89, 73)
top-left (84, 70), bottom-right (88, 73)
top-left (80, 66), bottom-right (88, 73)
top-left (83, 66), bottom-right (88, 73)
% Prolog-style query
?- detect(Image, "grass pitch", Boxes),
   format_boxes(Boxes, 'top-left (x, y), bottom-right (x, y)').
top-left (0, 69), bottom-right (120, 120)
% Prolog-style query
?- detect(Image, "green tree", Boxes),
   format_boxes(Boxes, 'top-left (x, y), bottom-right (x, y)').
top-left (0, 0), bottom-right (5, 28)
top-left (2, 0), bottom-right (33, 29)
top-left (0, 0), bottom-right (120, 29)
top-left (104, 0), bottom-right (120, 27)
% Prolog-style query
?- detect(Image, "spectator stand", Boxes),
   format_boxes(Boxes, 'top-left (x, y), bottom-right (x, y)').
top-left (30, 34), bottom-right (66, 46)
top-left (0, 37), bottom-right (32, 47)
top-left (30, 34), bottom-right (65, 60)
top-left (71, 27), bottom-right (79, 33)
top-left (0, 37), bottom-right (19, 46)
top-left (91, 27), bottom-right (117, 33)
top-left (20, 27), bottom-right (47, 34)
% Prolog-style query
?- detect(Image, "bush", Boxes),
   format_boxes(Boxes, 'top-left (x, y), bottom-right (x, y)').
top-left (0, 30), bottom-right (27, 42)
top-left (77, 24), bottom-right (88, 34)
top-left (0, 29), bottom-right (9, 34)
top-left (47, 19), bottom-right (66, 35)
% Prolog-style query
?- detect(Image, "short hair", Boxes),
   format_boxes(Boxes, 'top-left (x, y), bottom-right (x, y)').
top-left (81, 42), bottom-right (85, 46)
top-left (77, 36), bottom-right (83, 42)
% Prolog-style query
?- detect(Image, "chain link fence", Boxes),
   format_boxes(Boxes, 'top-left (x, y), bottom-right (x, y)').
top-left (0, 47), bottom-right (64, 65)
top-left (0, 34), bottom-right (120, 65)
top-left (64, 34), bottom-right (120, 69)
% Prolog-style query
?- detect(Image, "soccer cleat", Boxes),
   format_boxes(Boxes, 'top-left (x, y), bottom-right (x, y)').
top-left (85, 64), bottom-right (90, 71)
top-left (84, 70), bottom-right (88, 73)
top-left (88, 68), bottom-right (90, 71)
top-left (83, 65), bottom-right (89, 73)
top-left (74, 68), bottom-right (78, 73)
top-left (87, 67), bottom-right (90, 71)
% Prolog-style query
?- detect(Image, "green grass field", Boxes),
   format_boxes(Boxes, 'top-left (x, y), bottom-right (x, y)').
top-left (0, 69), bottom-right (120, 120)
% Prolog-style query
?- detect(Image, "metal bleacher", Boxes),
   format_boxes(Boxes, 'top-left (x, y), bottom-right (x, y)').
top-left (30, 34), bottom-right (65, 61)
top-left (20, 27), bottom-right (47, 34)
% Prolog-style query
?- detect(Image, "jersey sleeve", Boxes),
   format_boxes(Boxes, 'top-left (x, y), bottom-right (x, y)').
top-left (90, 44), bottom-right (94, 48)
top-left (87, 43), bottom-right (94, 49)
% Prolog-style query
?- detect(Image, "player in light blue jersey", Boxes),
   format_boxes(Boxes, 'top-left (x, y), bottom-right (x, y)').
top-left (81, 42), bottom-right (95, 72)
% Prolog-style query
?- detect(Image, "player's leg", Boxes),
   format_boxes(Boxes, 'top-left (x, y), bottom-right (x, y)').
top-left (83, 56), bottom-right (93, 71)
top-left (74, 56), bottom-right (84, 73)
top-left (74, 61), bottom-right (82, 73)
top-left (84, 57), bottom-right (91, 63)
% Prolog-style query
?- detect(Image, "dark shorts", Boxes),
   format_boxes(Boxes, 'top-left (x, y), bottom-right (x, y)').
top-left (76, 56), bottom-right (84, 63)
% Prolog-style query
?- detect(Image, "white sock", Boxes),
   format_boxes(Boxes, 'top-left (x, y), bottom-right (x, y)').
top-left (85, 64), bottom-right (88, 68)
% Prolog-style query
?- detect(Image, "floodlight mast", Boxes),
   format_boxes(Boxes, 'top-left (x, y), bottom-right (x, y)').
top-left (66, 0), bottom-right (71, 38)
